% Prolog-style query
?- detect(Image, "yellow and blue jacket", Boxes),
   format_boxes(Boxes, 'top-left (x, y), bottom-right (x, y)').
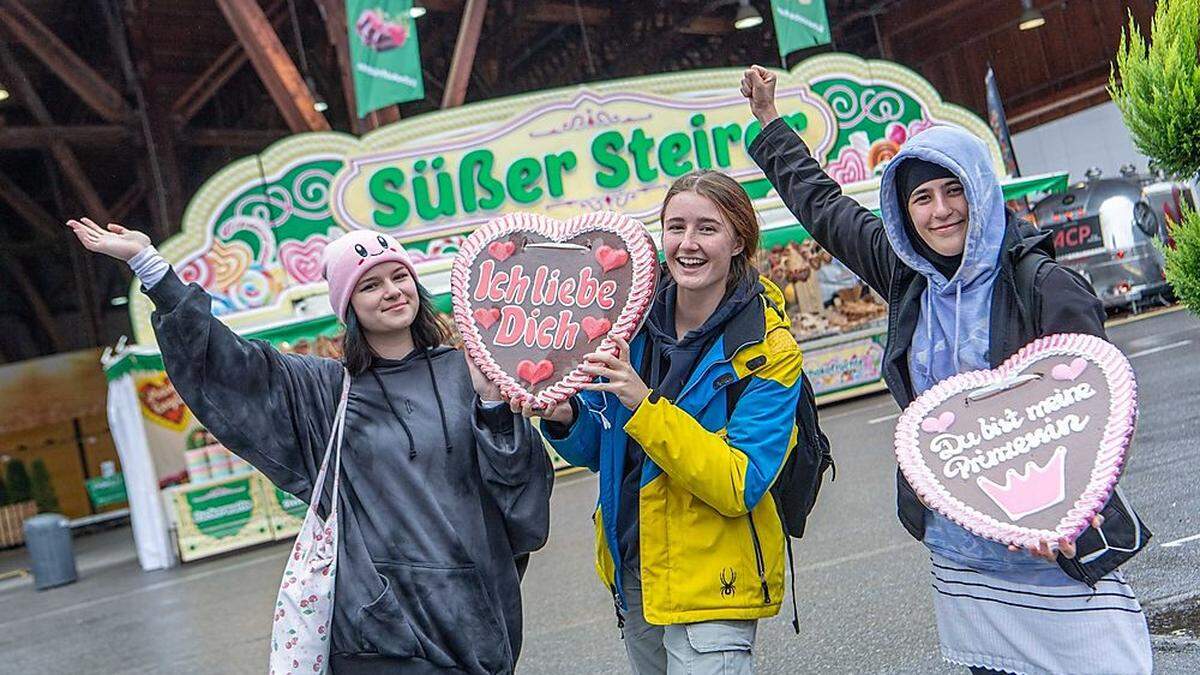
top-left (548, 278), bottom-right (804, 625)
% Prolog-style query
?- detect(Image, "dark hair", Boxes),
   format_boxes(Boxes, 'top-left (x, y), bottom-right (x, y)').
top-left (660, 170), bottom-right (761, 287)
top-left (342, 283), bottom-right (452, 375)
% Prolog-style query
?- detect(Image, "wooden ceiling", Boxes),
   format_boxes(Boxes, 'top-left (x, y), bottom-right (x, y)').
top-left (0, 0), bottom-right (1154, 362)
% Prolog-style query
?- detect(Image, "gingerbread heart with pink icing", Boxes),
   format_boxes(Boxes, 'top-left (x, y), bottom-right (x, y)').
top-left (893, 333), bottom-right (1137, 550)
top-left (451, 211), bottom-right (659, 406)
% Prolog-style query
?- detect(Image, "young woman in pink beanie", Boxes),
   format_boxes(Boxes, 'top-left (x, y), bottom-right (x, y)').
top-left (68, 218), bottom-right (553, 675)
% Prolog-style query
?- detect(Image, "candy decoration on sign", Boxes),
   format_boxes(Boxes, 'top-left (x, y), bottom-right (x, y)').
top-left (451, 211), bottom-right (658, 407)
top-left (893, 333), bottom-right (1137, 550)
top-left (278, 235), bottom-right (331, 284)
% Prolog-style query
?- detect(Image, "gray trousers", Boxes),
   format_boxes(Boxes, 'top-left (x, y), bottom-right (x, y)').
top-left (621, 576), bottom-right (757, 675)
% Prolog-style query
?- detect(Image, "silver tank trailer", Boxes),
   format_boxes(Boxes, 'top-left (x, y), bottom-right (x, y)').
top-left (1031, 172), bottom-right (1174, 310)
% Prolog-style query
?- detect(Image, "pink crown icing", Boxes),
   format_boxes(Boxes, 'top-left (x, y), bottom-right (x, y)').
top-left (976, 446), bottom-right (1067, 521)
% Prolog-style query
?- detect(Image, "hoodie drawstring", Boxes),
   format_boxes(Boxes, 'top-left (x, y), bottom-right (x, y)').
top-left (424, 350), bottom-right (453, 453)
top-left (372, 369), bottom-right (417, 460)
top-left (952, 281), bottom-right (963, 373)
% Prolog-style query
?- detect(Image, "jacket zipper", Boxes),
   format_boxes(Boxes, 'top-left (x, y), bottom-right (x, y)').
top-left (1063, 557), bottom-right (1098, 588)
top-left (746, 512), bottom-right (771, 604)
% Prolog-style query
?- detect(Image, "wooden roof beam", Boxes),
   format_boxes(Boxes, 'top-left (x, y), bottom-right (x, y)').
top-left (0, 169), bottom-right (58, 238)
top-left (0, 0), bottom-right (131, 123)
top-left (0, 42), bottom-right (110, 345)
top-left (182, 127), bottom-right (290, 148)
top-left (172, 0), bottom-right (288, 127)
top-left (442, 0), bottom-right (487, 108)
top-left (214, 0), bottom-right (330, 133)
top-left (0, 249), bottom-right (66, 352)
top-left (0, 125), bottom-right (132, 149)
top-left (525, 2), bottom-right (609, 25)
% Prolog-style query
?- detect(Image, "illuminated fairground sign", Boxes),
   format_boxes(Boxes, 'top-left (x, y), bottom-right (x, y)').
top-left (131, 54), bottom-right (1001, 343)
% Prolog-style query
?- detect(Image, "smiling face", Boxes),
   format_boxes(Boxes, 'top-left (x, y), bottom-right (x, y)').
top-left (349, 260), bottom-right (419, 335)
top-left (906, 177), bottom-right (970, 256)
top-left (661, 190), bottom-right (744, 294)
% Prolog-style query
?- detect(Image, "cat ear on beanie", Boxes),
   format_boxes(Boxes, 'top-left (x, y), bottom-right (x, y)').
top-left (321, 230), bottom-right (417, 321)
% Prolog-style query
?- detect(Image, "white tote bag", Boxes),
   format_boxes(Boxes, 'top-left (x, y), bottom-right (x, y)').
top-left (269, 373), bottom-right (350, 675)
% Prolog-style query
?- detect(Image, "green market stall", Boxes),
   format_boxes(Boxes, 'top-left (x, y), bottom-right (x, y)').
top-left (104, 53), bottom-right (1068, 569)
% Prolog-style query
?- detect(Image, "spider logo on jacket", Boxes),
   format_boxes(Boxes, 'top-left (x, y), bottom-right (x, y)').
top-left (719, 568), bottom-right (737, 597)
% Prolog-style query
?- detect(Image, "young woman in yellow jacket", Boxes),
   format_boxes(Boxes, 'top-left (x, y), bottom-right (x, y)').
top-left (534, 170), bottom-right (805, 674)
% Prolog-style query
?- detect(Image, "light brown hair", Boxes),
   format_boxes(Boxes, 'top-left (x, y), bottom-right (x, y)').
top-left (660, 170), bottom-right (761, 288)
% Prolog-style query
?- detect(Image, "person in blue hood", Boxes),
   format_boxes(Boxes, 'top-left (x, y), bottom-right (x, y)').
top-left (742, 66), bottom-right (1152, 675)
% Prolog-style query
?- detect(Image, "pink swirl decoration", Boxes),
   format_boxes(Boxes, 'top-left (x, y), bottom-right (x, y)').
top-left (825, 147), bottom-right (868, 184)
top-left (178, 256), bottom-right (214, 289)
top-left (892, 333), bottom-right (1137, 550)
top-left (450, 211), bottom-right (659, 407)
top-left (278, 234), bottom-right (330, 284)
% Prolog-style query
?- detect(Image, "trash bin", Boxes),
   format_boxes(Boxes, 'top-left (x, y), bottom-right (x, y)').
top-left (23, 513), bottom-right (77, 590)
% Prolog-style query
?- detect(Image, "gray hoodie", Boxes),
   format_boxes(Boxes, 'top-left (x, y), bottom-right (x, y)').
top-left (147, 270), bottom-right (553, 674)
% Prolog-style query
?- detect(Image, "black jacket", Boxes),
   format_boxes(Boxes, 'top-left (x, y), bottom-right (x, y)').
top-left (148, 270), bottom-right (553, 674)
top-left (749, 117), bottom-right (1150, 584)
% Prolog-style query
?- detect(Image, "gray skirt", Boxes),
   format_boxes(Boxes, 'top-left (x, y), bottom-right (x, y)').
top-left (929, 553), bottom-right (1152, 675)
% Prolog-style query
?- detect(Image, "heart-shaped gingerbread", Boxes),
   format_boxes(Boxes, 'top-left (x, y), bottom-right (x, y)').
top-left (451, 211), bottom-right (659, 406)
top-left (893, 333), bottom-right (1136, 550)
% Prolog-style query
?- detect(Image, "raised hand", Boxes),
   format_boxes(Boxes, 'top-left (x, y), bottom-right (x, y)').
top-left (66, 217), bottom-right (151, 262)
top-left (740, 65), bottom-right (780, 126)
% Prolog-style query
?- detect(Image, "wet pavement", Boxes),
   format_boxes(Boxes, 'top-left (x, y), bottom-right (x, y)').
top-left (2, 308), bottom-right (1198, 673)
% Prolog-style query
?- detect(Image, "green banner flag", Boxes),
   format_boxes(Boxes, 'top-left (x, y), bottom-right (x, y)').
top-left (772, 0), bottom-right (831, 61)
top-left (347, 1), bottom-right (425, 115)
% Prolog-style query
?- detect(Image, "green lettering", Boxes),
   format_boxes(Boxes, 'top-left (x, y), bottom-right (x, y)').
top-left (627, 129), bottom-right (658, 182)
top-left (460, 149), bottom-right (504, 212)
top-left (506, 157), bottom-right (543, 204)
top-left (543, 151), bottom-right (578, 198)
top-left (591, 131), bottom-right (630, 189)
top-left (658, 132), bottom-right (693, 177)
top-left (784, 112), bottom-right (808, 133)
top-left (690, 114), bottom-right (713, 170)
top-left (412, 157), bottom-right (456, 220)
top-left (743, 120), bottom-right (762, 152)
top-left (368, 167), bottom-right (410, 228)
top-left (711, 123), bottom-right (743, 168)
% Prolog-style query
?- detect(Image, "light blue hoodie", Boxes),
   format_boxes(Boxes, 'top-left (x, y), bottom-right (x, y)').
top-left (878, 126), bottom-right (1060, 580)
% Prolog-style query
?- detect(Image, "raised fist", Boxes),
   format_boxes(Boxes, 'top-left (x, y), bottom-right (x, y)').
top-left (740, 65), bottom-right (780, 126)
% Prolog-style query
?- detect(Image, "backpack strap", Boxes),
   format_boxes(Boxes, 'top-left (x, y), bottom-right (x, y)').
top-left (1013, 250), bottom-right (1054, 336)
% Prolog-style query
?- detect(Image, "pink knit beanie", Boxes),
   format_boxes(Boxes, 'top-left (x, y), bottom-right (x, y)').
top-left (322, 230), bottom-right (417, 321)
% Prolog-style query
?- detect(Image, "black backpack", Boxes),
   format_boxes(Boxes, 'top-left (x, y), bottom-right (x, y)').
top-left (726, 370), bottom-right (834, 539)
top-left (726, 311), bottom-right (835, 633)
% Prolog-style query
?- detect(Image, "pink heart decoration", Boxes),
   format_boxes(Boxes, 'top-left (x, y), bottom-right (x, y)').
top-left (920, 411), bottom-right (956, 434)
top-left (451, 211), bottom-right (659, 406)
top-left (1051, 357), bottom-right (1088, 381)
top-left (473, 308), bottom-right (501, 330)
top-left (893, 334), bottom-right (1137, 550)
top-left (516, 359), bottom-right (554, 386)
top-left (581, 316), bottom-right (612, 342)
top-left (595, 245), bottom-right (629, 272)
top-left (487, 240), bottom-right (516, 261)
top-left (278, 235), bottom-right (330, 284)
